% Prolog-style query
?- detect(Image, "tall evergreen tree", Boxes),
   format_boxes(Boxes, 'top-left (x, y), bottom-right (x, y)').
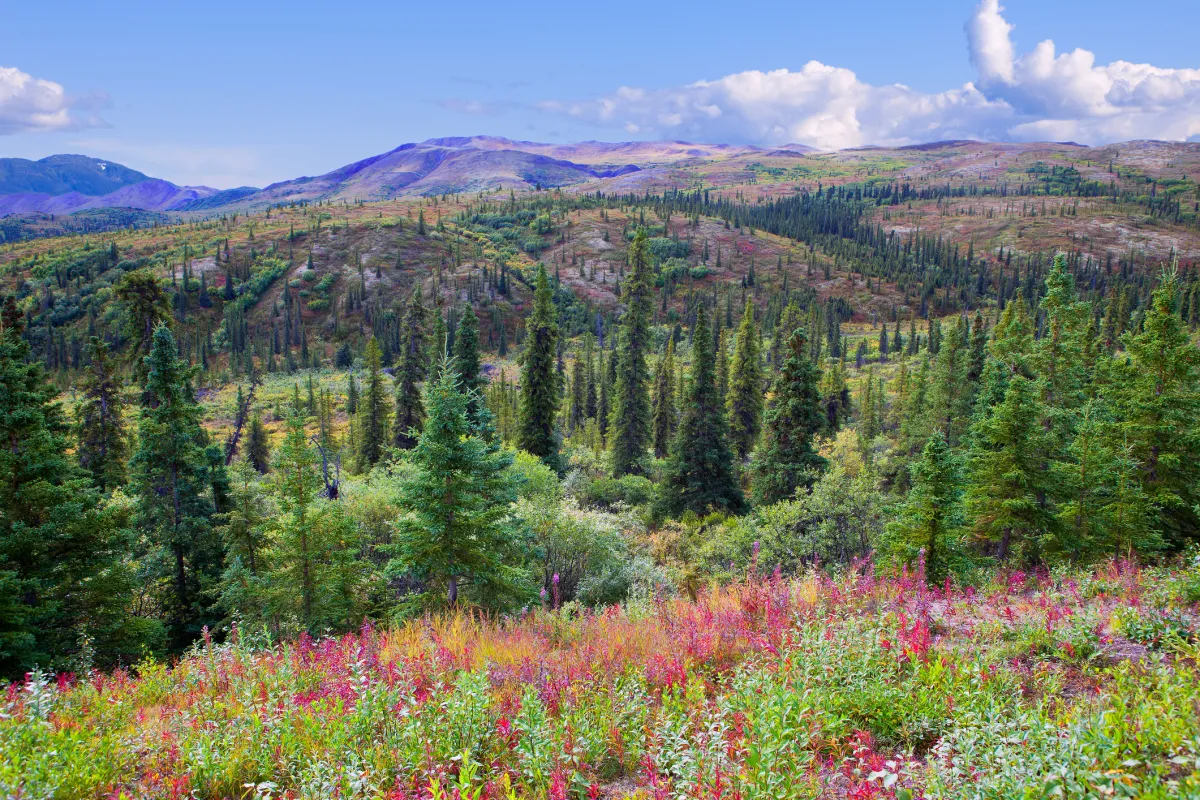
top-left (518, 266), bottom-right (561, 467)
top-left (346, 371), bottom-right (359, 414)
top-left (610, 228), bottom-right (654, 476)
top-left (751, 327), bottom-right (828, 505)
top-left (661, 308), bottom-right (746, 516)
top-left (269, 412), bottom-right (321, 627)
top-left (715, 328), bottom-right (731, 402)
top-left (1035, 254), bottom-right (1090, 413)
top-left (394, 287), bottom-right (429, 449)
top-left (130, 325), bottom-right (221, 649)
top-left (652, 339), bottom-right (677, 459)
top-left (596, 349), bottom-right (611, 444)
top-left (887, 434), bottom-right (961, 586)
top-left (0, 299), bottom-right (143, 674)
top-left (75, 336), bottom-right (128, 492)
top-left (1103, 268), bottom-right (1200, 544)
top-left (245, 412), bottom-right (271, 474)
top-left (115, 269), bottom-right (171, 383)
top-left (453, 303), bottom-right (485, 423)
top-left (965, 374), bottom-right (1057, 562)
top-left (726, 298), bottom-right (764, 462)
top-left (387, 364), bottom-right (527, 608)
top-left (357, 337), bottom-right (391, 470)
top-left (927, 316), bottom-right (973, 446)
top-left (568, 354), bottom-right (586, 435)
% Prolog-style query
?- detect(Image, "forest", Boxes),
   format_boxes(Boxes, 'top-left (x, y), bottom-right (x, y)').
top-left (2, 183), bottom-right (1200, 798)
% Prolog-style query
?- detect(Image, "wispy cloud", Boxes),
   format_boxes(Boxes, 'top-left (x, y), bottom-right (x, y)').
top-left (541, 0), bottom-right (1200, 148)
top-left (436, 98), bottom-right (521, 117)
top-left (0, 65), bottom-right (106, 135)
top-left (65, 138), bottom-right (263, 188)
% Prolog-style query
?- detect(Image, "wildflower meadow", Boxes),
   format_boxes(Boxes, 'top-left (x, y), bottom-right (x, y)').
top-left (4, 560), bottom-right (1199, 800)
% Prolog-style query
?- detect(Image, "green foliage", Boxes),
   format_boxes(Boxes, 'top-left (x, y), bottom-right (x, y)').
top-left (518, 265), bottom-right (560, 468)
top-left (0, 299), bottom-right (152, 675)
top-left (519, 493), bottom-right (659, 606)
top-left (661, 308), bottom-right (746, 517)
top-left (611, 228), bottom-right (654, 476)
top-left (114, 268), bottom-right (170, 381)
top-left (388, 365), bottom-right (530, 609)
top-left (130, 325), bottom-right (221, 650)
top-left (966, 374), bottom-right (1058, 563)
top-left (750, 327), bottom-right (827, 505)
top-left (393, 287), bottom-right (429, 449)
top-left (579, 474), bottom-right (657, 511)
top-left (452, 303), bottom-right (486, 428)
top-left (727, 299), bottom-right (764, 462)
top-left (652, 339), bottom-right (677, 459)
top-left (645, 237), bottom-right (690, 262)
top-left (885, 434), bottom-right (962, 585)
top-left (1102, 268), bottom-right (1200, 545)
top-left (357, 337), bottom-right (390, 470)
top-left (75, 336), bottom-right (128, 492)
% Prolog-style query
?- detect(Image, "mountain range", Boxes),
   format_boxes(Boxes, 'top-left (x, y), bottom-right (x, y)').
top-left (0, 137), bottom-right (816, 217)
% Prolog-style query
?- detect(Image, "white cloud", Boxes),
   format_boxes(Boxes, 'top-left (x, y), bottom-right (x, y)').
top-left (967, 0), bottom-right (1016, 86)
top-left (66, 138), bottom-right (262, 188)
top-left (543, 1), bottom-right (1200, 148)
top-left (0, 66), bottom-right (102, 135)
top-left (437, 98), bottom-right (518, 117)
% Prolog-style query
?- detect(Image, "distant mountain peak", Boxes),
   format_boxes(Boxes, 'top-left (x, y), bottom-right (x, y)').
top-left (0, 155), bottom-right (153, 198)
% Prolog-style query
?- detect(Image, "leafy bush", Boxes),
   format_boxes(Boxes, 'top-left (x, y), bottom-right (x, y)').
top-left (579, 474), bottom-right (656, 510)
top-left (511, 449), bottom-right (561, 500)
top-left (647, 237), bottom-right (690, 262)
top-left (518, 494), bottom-right (654, 606)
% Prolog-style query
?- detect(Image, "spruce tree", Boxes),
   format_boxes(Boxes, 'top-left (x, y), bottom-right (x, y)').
top-left (130, 325), bottom-right (221, 649)
top-left (346, 371), bottom-right (359, 414)
top-left (1035, 254), bottom-right (1090, 413)
top-left (518, 265), bottom-right (560, 466)
top-left (726, 298), bottom-right (764, 462)
top-left (245, 412), bottom-right (271, 474)
top-left (661, 308), bottom-right (746, 516)
top-left (751, 327), bottom-right (828, 505)
top-left (715, 328), bottom-right (731, 401)
top-left (652, 339), bottom-right (676, 459)
top-left (0, 299), bottom-right (142, 674)
top-left (270, 412), bottom-right (322, 627)
top-left (596, 349), bottom-right (611, 444)
top-left (394, 287), bottom-right (429, 449)
top-left (75, 336), bottom-right (128, 492)
top-left (387, 364), bottom-right (527, 608)
top-left (1103, 268), bottom-right (1200, 544)
top-left (927, 316), bottom-right (972, 446)
top-left (215, 460), bottom-right (271, 624)
top-left (610, 228), bottom-right (654, 476)
top-left (357, 337), bottom-right (390, 470)
top-left (452, 303), bottom-right (485, 423)
top-left (965, 374), bottom-right (1057, 562)
top-left (569, 354), bottom-right (586, 435)
top-left (115, 269), bottom-right (171, 383)
top-left (887, 434), bottom-right (961, 586)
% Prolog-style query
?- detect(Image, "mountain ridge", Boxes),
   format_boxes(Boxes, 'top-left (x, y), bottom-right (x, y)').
top-left (4, 136), bottom-right (1200, 221)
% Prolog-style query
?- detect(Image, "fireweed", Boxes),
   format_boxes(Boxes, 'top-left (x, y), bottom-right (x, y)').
top-left (2, 562), bottom-right (1199, 799)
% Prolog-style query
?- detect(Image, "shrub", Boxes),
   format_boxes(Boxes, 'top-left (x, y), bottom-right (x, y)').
top-left (579, 474), bottom-right (656, 510)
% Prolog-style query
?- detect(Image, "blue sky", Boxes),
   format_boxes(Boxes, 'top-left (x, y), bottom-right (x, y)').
top-left (2, 0), bottom-right (1198, 188)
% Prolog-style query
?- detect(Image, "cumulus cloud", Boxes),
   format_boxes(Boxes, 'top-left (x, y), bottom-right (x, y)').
top-left (0, 66), bottom-right (102, 135)
top-left (543, 1), bottom-right (1200, 148)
